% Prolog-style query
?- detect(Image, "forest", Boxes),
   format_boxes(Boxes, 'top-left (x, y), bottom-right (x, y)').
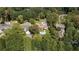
top-left (0, 7), bottom-right (79, 51)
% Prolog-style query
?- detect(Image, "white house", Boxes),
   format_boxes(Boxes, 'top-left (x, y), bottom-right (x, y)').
top-left (55, 23), bottom-right (65, 38)
top-left (21, 22), bottom-right (32, 32)
top-left (58, 28), bottom-right (65, 38)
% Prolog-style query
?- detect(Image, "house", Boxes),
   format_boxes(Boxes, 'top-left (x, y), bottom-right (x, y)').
top-left (55, 23), bottom-right (65, 29)
top-left (55, 23), bottom-right (65, 38)
top-left (35, 20), bottom-right (48, 30)
top-left (21, 22), bottom-right (32, 32)
top-left (35, 19), bottom-right (48, 36)
top-left (21, 22), bottom-right (32, 38)
top-left (5, 21), bottom-right (10, 25)
top-left (58, 28), bottom-right (65, 38)
top-left (0, 21), bottom-right (11, 37)
top-left (0, 23), bottom-right (11, 31)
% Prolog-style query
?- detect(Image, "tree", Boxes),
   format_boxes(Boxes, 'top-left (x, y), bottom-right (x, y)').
top-left (57, 41), bottom-right (65, 51)
top-left (46, 11), bottom-right (59, 27)
top-left (64, 42), bottom-right (73, 51)
top-left (32, 34), bottom-right (42, 51)
top-left (0, 36), bottom-right (6, 51)
top-left (38, 12), bottom-right (45, 19)
top-left (73, 15), bottom-right (79, 28)
top-left (41, 30), bottom-right (50, 51)
top-left (29, 18), bottom-right (36, 24)
top-left (72, 30), bottom-right (79, 50)
top-left (65, 20), bottom-right (76, 41)
top-left (29, 24), bottom-right (39, 34)
top-left (4, 23), bottom-right (25, 51)
top-left (47, 38), bottom-right (58, 51)
top-left (49, 27), bottom-right (58, 39)
top-left (0, 17), bottom-right (5, 24)
top-left (24, 36), bottom-right (32, 51)
top-left (43, 30), bottom-right (58, 51)
top-left (17, 15), bottom-right (24, 24)
top-left (64, 17), bottom-right (76, 51)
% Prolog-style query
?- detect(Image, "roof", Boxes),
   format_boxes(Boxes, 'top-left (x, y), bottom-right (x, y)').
top-left (21, 22), bottom-right (32, 31)
top-left (36, 21), bottom-right (48, 30)
top-left (0, 23), bottom-right (11, 30)
top-left (55, 23), bottom-right (65, 29)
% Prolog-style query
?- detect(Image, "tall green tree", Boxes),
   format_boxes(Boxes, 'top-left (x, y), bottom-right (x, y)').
top-left (24, 36), bottom-right (32, 51)
top-left (4, 23), bottom-right (25, 51)
top-left (46, 11), bottom-right (59, 27)
top-left (57, 41), bottom-right (65, 51)
top-left (32, 34), bottom-right (42, 51)
top-left (0, 36), bottom-right (6, 51)
top-left (17, 15), bottom-right (24, 24)
top-left (64, 17), bottom-right (76, 51)
top-left (43, 30), bottom-right (58, 51)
